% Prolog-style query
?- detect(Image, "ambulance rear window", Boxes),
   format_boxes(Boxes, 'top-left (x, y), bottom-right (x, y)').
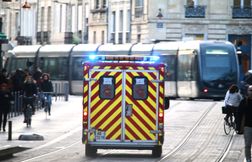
top-left (99, 76), bottom-right (115, 99)
top-left (132, 77), bottom-right (148, 100)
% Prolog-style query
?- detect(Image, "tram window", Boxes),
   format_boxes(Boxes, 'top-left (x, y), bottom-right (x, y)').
top-left (201, 47), bottom-right (234, 81)
top-left (159, 55), bottom-right (176, 81)
top-left (178, 55), bottom-right (193, 81)
top-left (99, 76), bottom-right (115, 99)
top-left (40, 57), bottom-right (68, 80)
top-left (72, 57), bottom-right (84, 80)
top-left (10, 58), bottom-right (34, 72)
top-left (132, 77), bottom-right (148, 100)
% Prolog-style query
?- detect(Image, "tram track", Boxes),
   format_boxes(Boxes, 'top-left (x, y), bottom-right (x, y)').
top-left (158, 101), bottom-right (237, 162)
top-left (158, 102), bottom-right (217, 162)
top-left (6, 101), bottom-right (238, 162)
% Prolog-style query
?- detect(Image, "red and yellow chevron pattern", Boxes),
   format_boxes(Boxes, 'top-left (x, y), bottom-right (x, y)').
top-left (83, 63), bottom-right (164, 142)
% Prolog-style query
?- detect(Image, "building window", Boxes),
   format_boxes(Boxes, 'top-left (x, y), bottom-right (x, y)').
top-left (102, 0), bottom-right (106, 8)
top-left (119, 10), bottom-right (123, 32)
top-left (41, 7), bottom-right (45, 32)
top-left (126, 32), bottom-right (130, 43)
top-left (234, 0), bottom-right (251, 8)
top-left (137, 34), bottom-right (141, 43)
top-left (95, 0), bottom-right (100, 9)
top-left (118, 32), bottom-right (123, 44)
top-left (93, 31), bottom-right (96, 43)
top-left (135, 0), bottom-right (143, 18)
top-left (110, 33), bottom-right (115, 44)
top-left (101, 30), bottom-right (104, 44)
top-left (232, 0), bottom-right (252, 18)
top-left (77, 5), bottom-right (82, 31)
top-left (112, 11), bottom-right (116, 32)
top-left (47, 7), bottom-right (51, 32)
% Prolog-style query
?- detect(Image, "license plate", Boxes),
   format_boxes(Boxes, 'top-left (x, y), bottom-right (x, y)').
top-left (95, 131), bottom-right (106, 140)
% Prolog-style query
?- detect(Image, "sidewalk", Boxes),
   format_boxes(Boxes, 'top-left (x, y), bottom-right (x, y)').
top-left (0, 95), bottom-right (82, 158)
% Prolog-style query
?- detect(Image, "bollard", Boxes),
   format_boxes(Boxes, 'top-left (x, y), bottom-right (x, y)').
top-left (64, 83), bottom-right (69, 101)
top-left (8, 121), bottom-right (12, 141)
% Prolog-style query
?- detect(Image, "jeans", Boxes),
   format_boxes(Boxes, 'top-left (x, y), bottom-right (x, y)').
top-left (244, 127), bottom-right (252, 162)
top-left (42, 93), bottom-right (52, 114)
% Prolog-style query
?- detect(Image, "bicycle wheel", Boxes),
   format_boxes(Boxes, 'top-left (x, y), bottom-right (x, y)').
top-left (224, 119), bottom-right (231, 135)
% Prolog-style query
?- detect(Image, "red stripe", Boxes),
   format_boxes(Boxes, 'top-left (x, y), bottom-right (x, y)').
top-left (126, 80), bottom-right (156, 117)
top-left (106, 123), bottom-right (121, 139)
top-left (103, 113), bottom-right (121, 131)
top-left (131, 104), bottom-right (154, 131)
top-left (125, 91), bottom-right (155, 124)
top-left (91, 91), bottom-right (121, 123)
top-left (94, 101), bottom-right (121, 128)
top-left (127, 117), bottom-right (152, 140)
top-left (125, 123), bottom-right (140, 140)
top-left (127, 72), bottom-right (157, 111)
top-left (91, 79), bottom-right (122, 113)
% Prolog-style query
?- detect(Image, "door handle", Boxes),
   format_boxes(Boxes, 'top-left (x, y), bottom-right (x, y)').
top-left (125, 104), bottom-right (132, 117)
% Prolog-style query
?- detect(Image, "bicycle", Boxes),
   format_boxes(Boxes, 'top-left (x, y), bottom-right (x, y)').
top-left (222, 106), bottom-right (236, 135)
top-left (23, 96), bottom-right (34, 127)
top-left (42, 92), bottom-right (53, 118)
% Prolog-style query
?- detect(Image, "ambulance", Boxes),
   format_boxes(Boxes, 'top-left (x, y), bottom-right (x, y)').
top-left (82, 55), bottom-right (169, 157)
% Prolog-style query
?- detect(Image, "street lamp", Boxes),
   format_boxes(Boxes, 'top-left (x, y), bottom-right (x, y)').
top-left (22, 1), bottom-right (31, 9)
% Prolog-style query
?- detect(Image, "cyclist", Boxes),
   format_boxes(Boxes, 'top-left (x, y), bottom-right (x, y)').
top-left (40, 73), bottom-right (53, 115)
top-left (23, 75), bottom-right (37, 122)
top-left (224, 84), bottom-right (243, 130)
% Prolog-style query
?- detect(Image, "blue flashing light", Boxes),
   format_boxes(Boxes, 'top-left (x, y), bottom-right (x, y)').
top-left (150, 56), bottom-right (160, 62)
top-left (89, 55), bottom-right (97, 60)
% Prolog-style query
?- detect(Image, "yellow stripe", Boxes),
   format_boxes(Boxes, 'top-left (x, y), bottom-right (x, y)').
top-left (125, 119), bottom-right (146, 140)
top-left (137, 99), bottom-right (156, 119)
top-left (125, 129), bottom-right (135, 140)
top-left (131, 115), bottom-right (155, 140)
top-left (125, 84), bottom-right (156, 120)
top-left (90, 80), bottom-right (122, 116)
top-left (91, 97), bottom-right (121, 126)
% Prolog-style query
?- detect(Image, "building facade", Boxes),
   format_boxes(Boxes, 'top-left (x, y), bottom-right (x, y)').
top-left (1, 0), bottom-right (252, 70)
top-left (87, 0), bottom-right (252, 71)
top-left (0, 0), bottom-right (84, 45)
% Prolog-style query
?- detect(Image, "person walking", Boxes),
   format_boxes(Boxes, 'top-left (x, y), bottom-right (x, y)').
top-left (0, 83), bottom-right (13, 132)
top-left (242, 85), bottom-right (252, 162)
top-left (224, 84), bottom-right (243, 131)
top-left (40, 73), bottom-right (53, 115)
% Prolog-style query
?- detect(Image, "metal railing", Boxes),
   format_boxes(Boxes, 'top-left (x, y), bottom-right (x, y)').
top-left (7, 82), bottom-right (69, 119)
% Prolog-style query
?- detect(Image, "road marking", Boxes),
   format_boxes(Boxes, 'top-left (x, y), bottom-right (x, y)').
top-left (26, 126), bottom-right (81, 151)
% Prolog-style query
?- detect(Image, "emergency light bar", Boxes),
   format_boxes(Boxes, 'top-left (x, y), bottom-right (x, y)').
top-left (88, 55), bottom-right (160, 62)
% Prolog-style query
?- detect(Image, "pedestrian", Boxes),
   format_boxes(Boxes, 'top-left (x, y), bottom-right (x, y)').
top-left (11, 68), bottom-right (25, 92)
top-left (0, 83), bottom-right (13, 132)
top-left (241, 85), bottom-right (252, 162)
top-left (224, 84), bottom-right (243, 132)
top-left (40, 73), bottom-right (53, 115)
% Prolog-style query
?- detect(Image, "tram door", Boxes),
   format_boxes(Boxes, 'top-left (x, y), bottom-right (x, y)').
top-left (177, 49), bottom-right (196, 98)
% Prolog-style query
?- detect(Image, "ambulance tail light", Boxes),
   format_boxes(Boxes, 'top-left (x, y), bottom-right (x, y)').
top-left (84, 65), bottom-right (89, 71)
top-left (158, 112), bottom-right (164, 123)
top-left (83, 110), bottom-right (88, 121)
top-left (160, 67), bottom-right (165, 73)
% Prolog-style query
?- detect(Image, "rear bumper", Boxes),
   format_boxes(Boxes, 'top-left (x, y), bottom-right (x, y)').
top-left (87, 141), bottom-right (160, 150)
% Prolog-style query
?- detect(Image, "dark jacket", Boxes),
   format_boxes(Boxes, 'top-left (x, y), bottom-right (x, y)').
top-left (240, 97), bottom-right (252, 127)
top-left (40, 80), bottom-right (53, 92)
top-left (0, 91), bottom-right (13, 113)
top-left (23, 82), bottom-right (38, 97)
